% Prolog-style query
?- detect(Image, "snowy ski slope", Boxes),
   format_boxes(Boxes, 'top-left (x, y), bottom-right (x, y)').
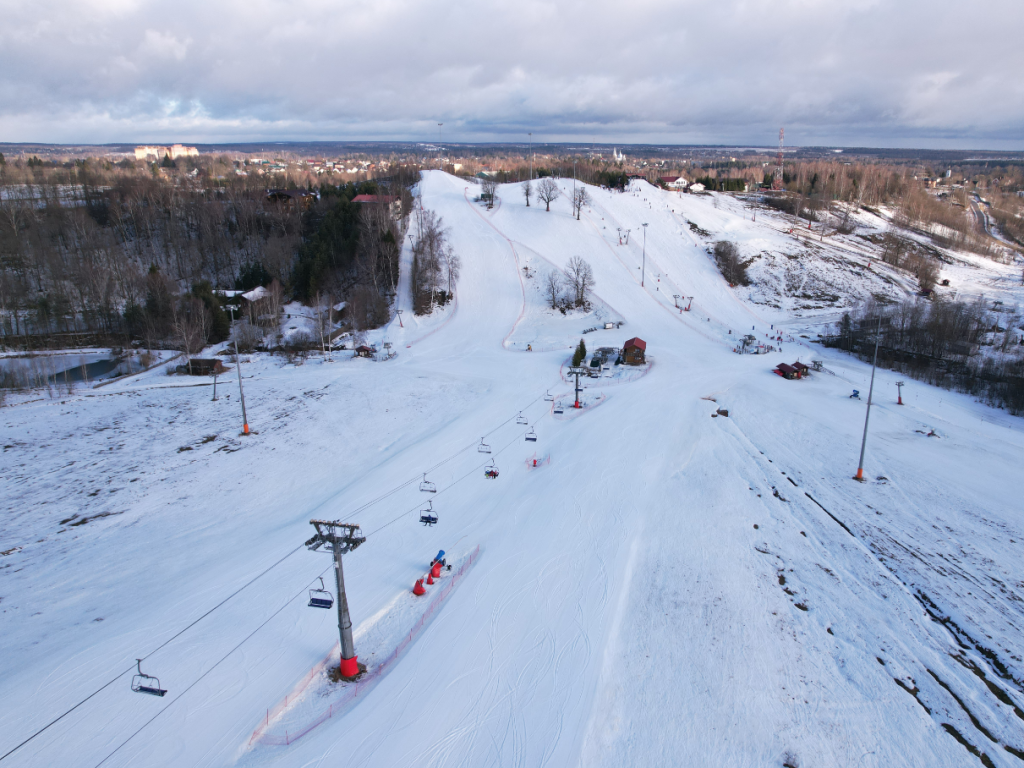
top-left (1, 171), bottom-right (1022, 767)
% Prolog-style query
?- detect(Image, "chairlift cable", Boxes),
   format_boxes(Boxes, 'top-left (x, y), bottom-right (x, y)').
top-left (3, 390), bottom-right (555, 762)
top-left (0, 543), bottom-right (305, 763)
top-left (366, 416), bottom-right (547, 537)
top-left (92, 567), bottom-right (331, 768)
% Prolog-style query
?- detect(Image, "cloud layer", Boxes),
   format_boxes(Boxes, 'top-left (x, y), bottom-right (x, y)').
top-left (2, 0), bottom-right (1022, 148)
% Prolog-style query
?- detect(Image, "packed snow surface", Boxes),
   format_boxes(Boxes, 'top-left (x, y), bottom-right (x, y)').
top-left (2, 172), bottom-right (1023, 767)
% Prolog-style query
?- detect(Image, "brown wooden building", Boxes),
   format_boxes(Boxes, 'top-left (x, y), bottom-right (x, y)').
top-left (622, 337), bottom-right (647, 365)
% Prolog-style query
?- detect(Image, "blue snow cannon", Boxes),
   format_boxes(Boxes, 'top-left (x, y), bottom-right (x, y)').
top-left (431, 550), bottom-right (446, 567)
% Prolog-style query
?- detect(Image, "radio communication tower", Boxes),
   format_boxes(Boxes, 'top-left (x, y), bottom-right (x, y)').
top-left (771, 128), bottom-right (784, 191)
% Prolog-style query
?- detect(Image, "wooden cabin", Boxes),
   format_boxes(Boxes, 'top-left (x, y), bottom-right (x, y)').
top-left (176, 358), bottom-right (227, 376)
top-left (775, 363), bottom-right (799, 380)
top-left (355, 345), bottom-right (375, 358)
top-left (622, 337), bottom-right (647, 365)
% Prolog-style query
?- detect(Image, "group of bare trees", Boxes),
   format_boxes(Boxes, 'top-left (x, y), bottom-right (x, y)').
top-left (0, 167), bottom-right (299, 347)
top-left (713, 241), bottom-right (749, 286)
top-left (827, 298), bottom-right (1024, 414)
top-left (411, 208), bottom-right (460, 314)
top-left (545, 255), bottom-right (595, 312)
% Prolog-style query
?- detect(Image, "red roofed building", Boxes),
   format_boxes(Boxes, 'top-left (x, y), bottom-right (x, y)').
top-left (351, 194), bottom-right (401, 217)
top-left (622, 337), bottom-right (647, 365)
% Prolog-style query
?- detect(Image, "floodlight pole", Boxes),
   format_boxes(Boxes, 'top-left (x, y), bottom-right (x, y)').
top-left (641, 223), bottom-right (649, 287)
top-left (438, 123), bottom-right (443, 171)
top-left (397, 309), bottom-right (404, 328)
top-left (226, 305), bottom-right (250, 435)
top-left (306, 520), bottom-right (365, 678)
top-left (854, 314), bottom-right (883, 481)
top-left (529, 133), bottom-right (533, 180)
top-left (896, 381), bottom-right (904, 405)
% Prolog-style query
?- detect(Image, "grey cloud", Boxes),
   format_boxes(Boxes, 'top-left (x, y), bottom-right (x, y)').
top-left (0, 0), bottom-right (1021, 147)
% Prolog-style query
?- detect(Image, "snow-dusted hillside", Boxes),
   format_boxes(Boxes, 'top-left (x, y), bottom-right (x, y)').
top-left (1, 171), bottom-right (1022, 768)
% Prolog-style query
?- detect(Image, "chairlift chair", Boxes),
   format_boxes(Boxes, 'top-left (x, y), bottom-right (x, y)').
top-left (516, 411), bottom-right (528, 425)
top-left (419, 500), bottom-right (438, 526)
top-left (477, 438), bottom-right (491, 454)
top-left (544, 390), bottom-right (554, 401)
top-left (553, 403), bottom-right (564, 414)
top-left (131, 659), bottom-right (167, 697)
top-left (484, 459), bottom-right (500, 479)
top-left (525, 427), bottom-right (538, 442)
top-left (308, 577), bottom-right (334, 609)
top-left (419, 473), bottom-right (437, 493)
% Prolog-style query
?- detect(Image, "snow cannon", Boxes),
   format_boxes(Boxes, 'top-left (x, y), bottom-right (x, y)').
top-left (413, 579), bottom-right (426, 596)
top-left (339, 655), bottom-right (360, 679)
top-left (431, 550), bottom-right (446, 567)
top-left (430, 561), bottom-right (442, 579)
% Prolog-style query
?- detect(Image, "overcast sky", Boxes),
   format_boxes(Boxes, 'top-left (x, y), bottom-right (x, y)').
top-left (1, 0), bottom-right (1022, 149)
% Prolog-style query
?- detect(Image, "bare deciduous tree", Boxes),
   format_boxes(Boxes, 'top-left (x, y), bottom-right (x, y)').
top-left (572, 187), bottom-right (590, 220)
top-left (563, 256), bottom-right (595, 309)
top-left (537, 179), bottom-right (559, 212)
top-left (522, 181), bottom-right (532, 208)
top-left (481, 179), bottom-right (498, 210)
top-left (545, 269), bottom-right (563, 309)
top-left (173, 296), bottom-right (211, 373)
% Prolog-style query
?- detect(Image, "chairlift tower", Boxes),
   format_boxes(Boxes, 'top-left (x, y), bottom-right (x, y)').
top-left (568, 366), bottom-right (586, 408)
top-left (306, 520), bottom-right (366, 678)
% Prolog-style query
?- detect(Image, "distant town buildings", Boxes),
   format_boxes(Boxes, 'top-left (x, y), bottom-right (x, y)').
top-left (134, 144), bottom-right (199, 161)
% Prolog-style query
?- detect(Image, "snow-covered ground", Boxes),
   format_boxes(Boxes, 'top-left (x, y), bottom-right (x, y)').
top-left (2, 171), bottom-right (1023, 768)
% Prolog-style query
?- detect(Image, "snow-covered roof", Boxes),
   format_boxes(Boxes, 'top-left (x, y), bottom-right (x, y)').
top-left (242, 286), bottom-right (270, 302)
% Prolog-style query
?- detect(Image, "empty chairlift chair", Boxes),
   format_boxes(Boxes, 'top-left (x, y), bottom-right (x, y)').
top-left (419, 500), bottom-right (438, 526)
top-left (419, 473), bottom-right (436, 493)
top-left (308, 577), bottom-right (334, 609)
top-left (516, 411), bottom-right (528, 425)
top-left (525, 427), bottom-right (538, 442)
top-left (131, 659), bottom-right (167, 697)
top-left (484, 459), bottom-right (500, 479)
top-left (544, 390), bottom-right (554, 402)
top-left (477, 438), bottom-right (491, 454)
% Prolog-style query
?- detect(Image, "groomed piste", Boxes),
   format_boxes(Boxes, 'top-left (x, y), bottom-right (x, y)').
top-left (1, 171), bottom-right (1023, 768)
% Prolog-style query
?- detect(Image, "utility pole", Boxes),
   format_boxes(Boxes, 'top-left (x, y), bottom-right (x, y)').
top-left (306, 520), bottom-right (366, 679)
top-left (641, 223), bottom-right (649, 287)
top-left (854, 313), bottom-right (883, 481)
top-left (226, 306), bottom-right (250, 436)
top-left (437, 123), bottom-right (443, 171)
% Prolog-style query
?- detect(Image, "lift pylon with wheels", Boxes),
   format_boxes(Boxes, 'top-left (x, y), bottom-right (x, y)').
top-left (306, 520), bottom-right (366, 680)
top-left (567, 366), bottom-right (586, 408)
